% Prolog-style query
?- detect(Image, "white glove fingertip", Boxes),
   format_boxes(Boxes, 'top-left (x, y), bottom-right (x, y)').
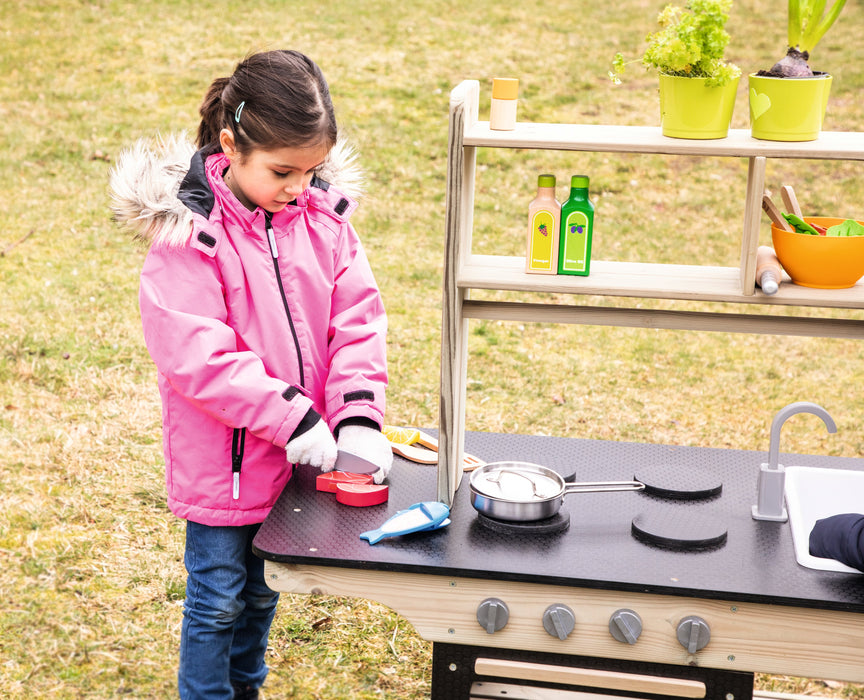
top-left (284, 435), bottom-right (309, 464)
top-left (376, 451), bottom-right (393, 484)
top-left (320, 443), bottom-right (338, 473)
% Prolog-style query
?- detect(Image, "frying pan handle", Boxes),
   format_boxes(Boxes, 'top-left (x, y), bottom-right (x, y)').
top-left (563, 480), bottom-right (645, 495)
top-left (486, 467), bottom-right (541, 497)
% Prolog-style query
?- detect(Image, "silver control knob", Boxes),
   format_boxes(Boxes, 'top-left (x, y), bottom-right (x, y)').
top-left (609, 608), bottom-right (642, 644)
top-left (676, 615), bottom-right (711, 653)
top-left (476, 598), bottom-right (509, 634)
top-left (542, 604), bottom-right (576, 640)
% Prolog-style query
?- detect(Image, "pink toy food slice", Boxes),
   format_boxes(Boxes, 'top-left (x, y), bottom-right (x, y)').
top-left (316, 471), bottom-right (374, 493)
top-left (335, 483), bottom-right (389, 507)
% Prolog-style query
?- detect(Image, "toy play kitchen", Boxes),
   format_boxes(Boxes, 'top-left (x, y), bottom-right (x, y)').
top-left (253, 81), bottom-right (864, 698)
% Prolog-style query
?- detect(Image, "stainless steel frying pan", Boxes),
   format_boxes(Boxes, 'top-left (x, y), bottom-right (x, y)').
top-left (469, 461), bottom-right (644, 522)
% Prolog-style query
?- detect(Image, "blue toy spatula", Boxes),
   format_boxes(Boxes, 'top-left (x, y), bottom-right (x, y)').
top-left (360, 501), bottom-right (450, 545)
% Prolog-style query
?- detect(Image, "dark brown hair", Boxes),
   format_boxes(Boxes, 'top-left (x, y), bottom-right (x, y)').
top-left (196, 50), bottom-right (337, 155)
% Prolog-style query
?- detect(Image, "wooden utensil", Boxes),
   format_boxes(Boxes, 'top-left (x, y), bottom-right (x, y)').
top-left (762, 193), bottom-right (794, 232)
top-left (780, 185), bottom-right (804, 218)
top-left (383, 425), bottom-right (485, 471)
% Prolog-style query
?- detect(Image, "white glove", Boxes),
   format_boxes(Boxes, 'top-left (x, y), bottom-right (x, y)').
top-left (337, 425), bottom-right (393, 484)
top-left (285, 419), bottom-right (337, 472)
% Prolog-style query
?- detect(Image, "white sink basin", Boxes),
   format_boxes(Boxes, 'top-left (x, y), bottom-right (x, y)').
top-left (785, 466), bottom-right (864, 574)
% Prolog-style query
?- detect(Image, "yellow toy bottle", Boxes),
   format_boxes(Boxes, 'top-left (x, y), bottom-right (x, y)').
top-left (526, 174), bottom-right (560, 274)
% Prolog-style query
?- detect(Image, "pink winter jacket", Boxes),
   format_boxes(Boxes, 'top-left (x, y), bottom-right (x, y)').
top-left (111, 138), bottom-right (387, 526)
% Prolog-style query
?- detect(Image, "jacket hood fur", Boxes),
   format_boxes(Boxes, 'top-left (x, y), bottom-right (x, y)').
top-left (110, 133), bottom-right (364, 247)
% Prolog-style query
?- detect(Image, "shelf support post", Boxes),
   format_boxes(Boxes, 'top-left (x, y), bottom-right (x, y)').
top-left (438, 80), bottom-right (479, 504)
top-left (740, 156), bottom-right (767, 294)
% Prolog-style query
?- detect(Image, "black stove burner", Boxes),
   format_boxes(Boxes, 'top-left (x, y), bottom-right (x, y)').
top-left (631, 511), bottom-right (727, 551)
top-left (634, 464), bottom-right (723, 501)
top-left (476, 510), bottom-right (571, 535)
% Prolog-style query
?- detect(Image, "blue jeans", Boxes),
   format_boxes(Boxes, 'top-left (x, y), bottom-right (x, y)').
top-left (179, 521), bottom-right (279, 699)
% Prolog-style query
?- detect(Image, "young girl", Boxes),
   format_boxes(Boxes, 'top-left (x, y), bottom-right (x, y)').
top-left (111, 50), bottom-right (391, 699)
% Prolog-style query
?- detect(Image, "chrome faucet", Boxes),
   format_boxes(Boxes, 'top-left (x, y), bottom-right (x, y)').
top-left (752, 401), bottom-right (837, 522)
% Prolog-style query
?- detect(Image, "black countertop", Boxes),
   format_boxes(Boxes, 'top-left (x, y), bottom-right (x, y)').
top-left (253, 432), bottom-right (864, 613)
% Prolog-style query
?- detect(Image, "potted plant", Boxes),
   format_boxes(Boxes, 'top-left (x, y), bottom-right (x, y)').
top-left (749, 0), bottom-right (847, 141)
top-left (610, 0), bottom-right (741, 139)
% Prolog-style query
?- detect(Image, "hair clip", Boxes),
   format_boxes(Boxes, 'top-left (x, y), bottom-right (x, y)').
top-left (234, 101), bottom-right (245, 124)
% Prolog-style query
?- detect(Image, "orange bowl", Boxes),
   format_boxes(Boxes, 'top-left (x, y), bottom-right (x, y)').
top-left (771, 217), bottom-right (864, 289)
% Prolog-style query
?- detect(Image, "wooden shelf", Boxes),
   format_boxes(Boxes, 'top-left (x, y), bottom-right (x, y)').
top-left (460, 254), bottom-right (864, 308)
top-left (464, 121), bottom-right (864, 161)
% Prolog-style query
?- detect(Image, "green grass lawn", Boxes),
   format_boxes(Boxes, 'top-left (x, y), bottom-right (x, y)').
top-left (2, 0), bottom-right (864, 697)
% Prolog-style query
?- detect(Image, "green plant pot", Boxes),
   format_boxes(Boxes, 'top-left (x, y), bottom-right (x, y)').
top-left (748, 73), bottom-right (832, 142)
top-left (658, 74), bottom-right (739, 139)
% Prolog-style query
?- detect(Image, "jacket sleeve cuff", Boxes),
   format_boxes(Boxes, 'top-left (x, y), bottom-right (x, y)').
top-left (334, 416), bottom-right (380, 439)
top-left (326, 388), bottom-right (385, 435)
top-left (288, 407), bottom-right (323, 442)
top-left (272, 385), bottom-right (317, 447)
top-left (809, 513), bottom-right (864, 571)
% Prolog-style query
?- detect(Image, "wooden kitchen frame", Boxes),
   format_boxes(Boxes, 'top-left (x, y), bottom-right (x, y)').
top-left (267, 562), bottom-right (864, 684)
top-left (257, 81), bottom-right (864, 699)
top-left (437, 79), bottom-right (864, 504)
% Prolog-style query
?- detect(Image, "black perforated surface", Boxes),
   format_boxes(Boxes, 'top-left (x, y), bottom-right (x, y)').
top-left (253, 432), bottom-right (864, 612)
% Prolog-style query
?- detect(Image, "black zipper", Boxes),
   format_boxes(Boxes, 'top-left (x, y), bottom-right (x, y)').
top-left (265, 212), bottom-right (305, 387)
top-left (231, 427), bottom-right (245, 500)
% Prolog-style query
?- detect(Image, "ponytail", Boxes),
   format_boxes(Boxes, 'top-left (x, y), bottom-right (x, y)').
top-left (196, 76), bottom-right (230, 149)
top-left (194, 50), bottom-right (337, 155)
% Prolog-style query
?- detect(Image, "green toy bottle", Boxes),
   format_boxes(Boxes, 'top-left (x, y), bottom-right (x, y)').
top-left (558, 175), bottom-right (594, 276)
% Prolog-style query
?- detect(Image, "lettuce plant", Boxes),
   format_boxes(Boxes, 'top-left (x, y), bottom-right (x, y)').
top-left (610, 0), bottom-right (741, 87)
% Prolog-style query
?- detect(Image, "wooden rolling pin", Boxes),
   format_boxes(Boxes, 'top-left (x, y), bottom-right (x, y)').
top-left (756, 245), bottom-right (783, 295)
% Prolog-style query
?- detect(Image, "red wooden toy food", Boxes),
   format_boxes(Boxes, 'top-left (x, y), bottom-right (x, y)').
top-left (316, 471), bottom-right (375, 493)
top-left (335, 483), bottom-right (389, 507)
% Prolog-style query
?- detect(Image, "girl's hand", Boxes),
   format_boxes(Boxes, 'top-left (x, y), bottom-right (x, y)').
top-left (337, 425), bottom-right (393, 484)
top-left (285, 420), bottom-right (337, 471)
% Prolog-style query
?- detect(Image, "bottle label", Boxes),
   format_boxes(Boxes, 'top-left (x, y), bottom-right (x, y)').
top-left (561, 211), bottom-right (590, 273)
top-left (529, 210), bottom-right (555, 271)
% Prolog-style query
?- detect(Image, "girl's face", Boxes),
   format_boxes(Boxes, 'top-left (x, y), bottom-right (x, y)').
top-left (220, 129), bottom-right (330, 213)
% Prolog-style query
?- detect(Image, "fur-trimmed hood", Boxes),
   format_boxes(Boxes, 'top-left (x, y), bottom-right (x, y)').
top-left (109, 134), bottom-right (364, 247)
